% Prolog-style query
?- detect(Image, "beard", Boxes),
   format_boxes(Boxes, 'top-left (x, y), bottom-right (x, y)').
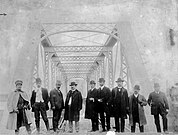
top-left (57, 87), bottom-right (61, 90)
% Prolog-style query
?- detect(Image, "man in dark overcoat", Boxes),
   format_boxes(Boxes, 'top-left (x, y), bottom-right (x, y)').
top-left (85, 80), bottom-right (99, 132)
top-left (111, 78), bottom-right (129, 132)
top-left (148, 83), bottom-right (169, 134)
top-left (30, 78), bottom-right (49, 133)
top-left (64, 82), bottom-right (83, 133)
top-left (50, 80), bottom-right (64, 132)
top-left (129, 84), bottom-right (147, 133)
top-left (96, 78), bottom-right (111, 132)
top-left (6, 80), bottom-right (32, 135)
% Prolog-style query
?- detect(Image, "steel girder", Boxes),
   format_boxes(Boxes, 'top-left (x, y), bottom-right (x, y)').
top-left (52, 56), bottom-right (103, 62)
top-left (41, 23), bottom-right (117, 40)
top-left (44, 46), bottom-right (107, 52)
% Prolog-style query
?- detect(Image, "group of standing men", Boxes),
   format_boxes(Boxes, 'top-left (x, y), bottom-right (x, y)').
top-left (85, 77), bottom-right (169, 134)
top-left (6, 78), bottom-right (82, 134)
top-left (6, 76), bottom-right (169, 134)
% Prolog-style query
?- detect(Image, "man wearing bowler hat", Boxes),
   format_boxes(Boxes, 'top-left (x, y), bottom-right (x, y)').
top-left (111, 78), bottom-right (129, 132)
top-left (96, 78), bottom-right (111, 132)
top-left (85, 80), bottom-right (99, 132)
top-left (129, 84), bottom-right (147, 133)
top-left (148, 83), bottom-right (169, 134)
top-left (6, 80), bottom-right (32, 135)
top-left (64, 82), bottom-right (83, 133)
top-left (30, 78), bottom-right (50, 133)
top-left (50, 80), bottom-right (64, 132)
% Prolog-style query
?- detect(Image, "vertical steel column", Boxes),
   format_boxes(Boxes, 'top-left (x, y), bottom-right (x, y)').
top-left (108, 48), bottom-right (114, 89)
top-left (51, 61), bottom-right (56, 88)
top-left (44, 52), bottom-right (49, 89)
top-left (120, 44), bottom-right (129, 90)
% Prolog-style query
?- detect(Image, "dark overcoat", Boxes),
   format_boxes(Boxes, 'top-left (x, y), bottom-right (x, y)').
top-left (64, 89), bottom-right (82, 121)
top-left (111, 87), bottom-right (129, 119)
top-left (30, 88), bottom-right (49, 112)
top-left (96, 86), bottom-right (111, 114)
top-left (49, 88), bottom-right (64, 110)
top-left (147, 91), bottom-right (169, 115)
top-left (85, 88), bottom-right (98, 119)
top-left (6, 90), bottom-right (32, 130)
top-left (129, 94), bottom-right (147, 126)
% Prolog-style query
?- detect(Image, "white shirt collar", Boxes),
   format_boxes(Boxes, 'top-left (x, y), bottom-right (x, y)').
top-left (35, 87), bottom-right (41, 92)
top-left (100, 86), bottom-right (104, 90)
top-left (134, 93), bottom-right (139, 97)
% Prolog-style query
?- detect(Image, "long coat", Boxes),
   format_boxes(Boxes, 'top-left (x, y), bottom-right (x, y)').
top-left (6, 90), bottom-right (32, 130)
top-left (64, 89), bottom-right (82, 121)
top-left (50, 88), bottom-right (64, 110)
top-left (147, 91), bottom-right (169, 115)
top-left (30, 87), bottom-right (49, 112)
top-left (96, 86), bottom-right (111, 114)
top-left (129, 94), bottom-right (147, 126)
top-left (111, 87), bottom-right (129, 119)
top-left (85, 88), bottom-right (98, 119)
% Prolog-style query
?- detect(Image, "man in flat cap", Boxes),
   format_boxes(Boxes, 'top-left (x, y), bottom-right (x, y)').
top-left (111, 78), bottom-right (129, 132)
top-left (148, 83), bottom-right (169, 134)
top-left (30, 78), bottom-right (50, 133)
top-left (50, 80), bottom-right (64, 132)
top-left (85, 80), bottom-right (99, 132)
top-left (6, 80), bottom-right (32, 135)
top-left (96, 78), bottom-right (111, 132)
top-left (64, 82), bottom-right (83, 133)
top-left (129, 84), bottom-right (147, 133)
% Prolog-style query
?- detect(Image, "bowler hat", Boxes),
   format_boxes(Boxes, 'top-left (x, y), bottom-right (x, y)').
top-left (56, 80), bottom-right (62, 85)
top-left (116, 78), bottom-right (124, 82)
top-left (15, 80), bottom-right (23, 85)
top-left (134, 85), bottom-right (140, 90)
top-left (69, 82), bottom-right (77, 86)
top-left (99, 78), bottom-right (105, 82)
top-left (90, 80), bottom-right (96, 84)
top-left (36, 78), bottom-right (42, 83)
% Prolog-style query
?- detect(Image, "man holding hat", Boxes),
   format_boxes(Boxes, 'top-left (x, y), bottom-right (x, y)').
top-left (64, 82), bottom-right (83, 133)
top-left (96, 78), bottom-right (111, 132)
top-left (30, 77), bottom-right (50, 133)
top-left (85, 80), bottom-right (99, 132)
top-left (6, 80), bottom-right (32, 135)
top-left (50, 80), bottom-right (64, 132)
top-left (129, 84), bottom-right (147, 133)
top-left (111, 78), bottom-right (129, 132)
top-left (148, 83), bottom-right (169, 133)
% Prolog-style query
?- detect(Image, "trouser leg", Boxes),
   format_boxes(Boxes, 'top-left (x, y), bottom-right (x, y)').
top-left (53, 109), bottom-right (58, 131)
top-left (91, 119), bottom-right (95, 131)
top-left (34, 103), bottom-right (40, 131)
top-left (69, 121), bottom-right (73, 132)
top-left (99, 111), bottom-right (105, 130)
top-left (131, 121), bottom-right (136, 133)
top-left (106, 113), bottom-right (110, 130)
top-left (139, 124), bottom-right (144, 133)
top-left (154, 115), bottom-right (161, 132)
top-left (75, 121), bottom-right (79, 132)
top-left (121, 118), bottom-right (125, 132)
top-left (40, 103), bottom-right (49, 131)
top-left (161, 114), bottom-right (168, 132)
top-left (114, 117), bottom-right (120, 132)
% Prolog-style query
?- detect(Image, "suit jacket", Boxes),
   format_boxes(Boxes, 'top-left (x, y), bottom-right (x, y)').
top-left (148, 91), bottom-right (169, 115)
top-left (49, 88), bottom-right (64, 110)
top-left (96, 86), bottom-right (111, 114)
top-left (64, 89), bottom-right (83, 121)
top-left (129, 94), bottom-right (147, 126)
top-left (85, 88), bottom-right (98, 119)
top-left (111, 87), bottom-right (129, 118)
top-left (30, 87), bottom-right (49, 112)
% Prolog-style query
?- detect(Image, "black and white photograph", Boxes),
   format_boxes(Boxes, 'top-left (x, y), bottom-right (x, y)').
top-left (0, 0), bottom-right (178, 135)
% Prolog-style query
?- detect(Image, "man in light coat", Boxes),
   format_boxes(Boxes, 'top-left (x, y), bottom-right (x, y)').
top-left (129, 84), bottom-right (147, 133)
top-left (6, 80), bottom-right (32, 135)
